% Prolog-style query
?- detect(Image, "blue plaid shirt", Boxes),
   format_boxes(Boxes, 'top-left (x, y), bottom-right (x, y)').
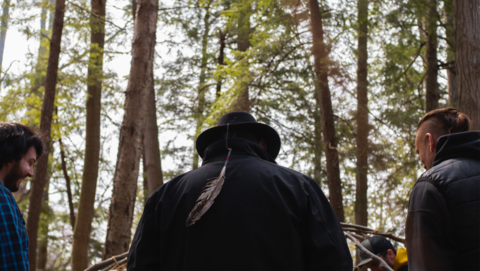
top-left (0, 182), bottom-right (29, 271)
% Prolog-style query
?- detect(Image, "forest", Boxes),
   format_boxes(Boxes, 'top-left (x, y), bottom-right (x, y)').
top-left (0, 0), bottom-right (478, 270)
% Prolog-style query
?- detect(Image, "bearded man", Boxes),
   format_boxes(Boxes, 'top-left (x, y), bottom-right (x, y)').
top-left (407, 108), bottom-right (480, 270)
top-left (0, 123), bottom-right (43, 271)
top-left (128, 111), bottom-right (352, 271)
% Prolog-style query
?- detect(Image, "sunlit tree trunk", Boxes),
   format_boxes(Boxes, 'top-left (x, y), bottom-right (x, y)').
top-left (455, 0), bottom-right (480, 130)
top-left (444, 0), bottom-right (458, 107)
top-left (193, 2), bottom-right (211, 170)
top-left (231, 3), bottom-right (251, 112)
top-left (71, 1), bottom-right (106, 270)
top-left (103, 0), bottom-right (159, 259)
top-left (308, 0), bottom-right (345, 222)
top-left (26, 0), bottom-right (65, 269)
top-left (425, 0), bottom-right (439, 112)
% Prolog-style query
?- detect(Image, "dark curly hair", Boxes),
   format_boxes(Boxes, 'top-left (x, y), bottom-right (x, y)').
top-left (0, 123), bottom-right (44, 170)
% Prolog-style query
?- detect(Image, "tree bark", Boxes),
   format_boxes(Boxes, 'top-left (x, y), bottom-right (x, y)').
top-left (26, 0), bottom-right (65, 269)
top-left (355, 0), bottom-right (368, 228)
top-left (0, 0), bottom-right (9, 71)
top-left (216, 29), bottom-right (226, 99)
top-left (308, 0), bottom-right (345, 222)
top-left (103, 0), bottom-right (158, 259)
top-left (444, 0), bottom-right (458, 107)
top-left (313, 107), bottom-right (323, 187)
top-left (143, 66), bottom-right (163, 195)
top-left (425, 0), bottom-right (439, 112)
top-left (71, 1), bottom-right (106, 270)
top-left (355, 0), bottom-right (369, 266)
top-left (231, 3), bottom-right (251, 113)
top-left (59, 138), bottom-right (75, 229)
top-left (455, 0), bottom-right (480, 130)
top-left (36, 179), bottom-right (49, 271)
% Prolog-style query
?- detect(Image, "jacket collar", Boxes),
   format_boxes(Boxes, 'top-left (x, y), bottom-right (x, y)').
top-left (202, 137), bottom-right (277, 166)
top-left (433, 131), bottom-right (480, 167)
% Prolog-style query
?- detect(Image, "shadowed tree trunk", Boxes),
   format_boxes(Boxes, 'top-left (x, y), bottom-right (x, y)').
top-left (355, 0), bottom-right (368, 228)
top-left (455, 0), bottom-right (480, 130)
top-left (71, 1), bottom-right (106, 270)
top-left (59, 138), bottom-right (75, 229)
top-left (308, 0), bottom-right (345, 222)
top-left (103, 0), bottom-right (159, 259)
top-left (36, 179), bottom-right (50, 271)
top-left (313, 107), bottom-right (323, 187)
top-left (425, 0), bottom-right (439, 112)
top-left (193, 2), bottom-right (212, 170)
top-left (216, 29), bottom-right (226, 98)
top-left (231, 3), bottom-right (251, 112)
top-left (444, 0), bottom-right (457, 107)
top-left (26, 0), bottom-right (65, 269)
top-left (355, 0), bottom-right (369, 266)
top-left (143, 66), bottom-right (163, 195)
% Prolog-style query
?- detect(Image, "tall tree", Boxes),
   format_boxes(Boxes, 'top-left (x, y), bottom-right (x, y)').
top-left (37, 179), bottom-right (50, 271)
top-left (455, 0), bottom-right (480, 129)
top-left (193, 1), bottom-right (212, 170)
top-left (26, 0), bottom-right (66, 269)
top-left (444, 0), bottom-right (457, 106)
top-left (143, 66), bottom-right (164, 195)
top-left (425, 0), bottom-right (439, 112)
top-left (71, 0), bottom-right (107, 270)
top-left (103, 0), bottom-right (159, 259)
top-left (0, 0), bottom-right (9, 71)
top-left (231, 2), bottom-right (251, 112)
top-left (308, 0), bottom-right (345, 222)
top-left (355, 0), bottom-right (368, 228)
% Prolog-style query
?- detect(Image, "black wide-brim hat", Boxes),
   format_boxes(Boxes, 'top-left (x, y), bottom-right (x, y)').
top-left (196, 111), bottom-right (281, 159)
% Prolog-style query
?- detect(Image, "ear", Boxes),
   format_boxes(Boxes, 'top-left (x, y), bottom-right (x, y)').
top-left (425, 133), bottom-right (436, 152)
top-left (259, 140), bottom-right (267, 150)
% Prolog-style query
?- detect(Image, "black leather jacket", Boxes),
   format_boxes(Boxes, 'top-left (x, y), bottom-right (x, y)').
top-left (406, 131), bottom-right (480, 271)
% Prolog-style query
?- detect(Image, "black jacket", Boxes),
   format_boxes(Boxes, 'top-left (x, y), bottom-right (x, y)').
top-left (406, 131), bottom-right (480, 271)
top-left (127, 138), bottom-right (353, 271)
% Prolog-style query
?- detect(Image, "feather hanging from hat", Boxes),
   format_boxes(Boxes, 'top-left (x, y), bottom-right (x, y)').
top-left (186, 148), bottom-right (232, 227)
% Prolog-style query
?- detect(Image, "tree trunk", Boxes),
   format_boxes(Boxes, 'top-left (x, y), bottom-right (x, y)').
top-left (231, 3), bottom-right (251, 112)
top-left (308, 0), bottom-right (345, 222)
top-left (444, 0), bottom-right (458, 107)
top-left (355, 0), bottom-right (368, 228)
top-left (26, 0), bottom-right (65, 269)
top-left (355, 0), bottom-right (369, 266)
top-left (425, 0), bottom-right (439, 112)
top-left (455, 0), bottom-right (480, 130)
top-left (0, 0), bottom-right (9, 71)
top-left (103, 0), bottom-right (158, 259)
top-left (143, 66), bottom-right (163, 195)
top-left (313, 107), bottom-right (322, 187)
top-left (37, 179), bottom-right (50, 271)
top-left (193, 3), bottom-right (211, 170)
top-left (71, 1), bottom-right (106, 270)
top-left (216, 29), bottom-right (226, 98)
top-left (59, 138), bottom-right (75, 229)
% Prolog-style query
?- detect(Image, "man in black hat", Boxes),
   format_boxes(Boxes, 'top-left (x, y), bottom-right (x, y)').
top-left (127, 111), bottom-right (353, 271)
top-left (357, 236), bottom-right (408, 271)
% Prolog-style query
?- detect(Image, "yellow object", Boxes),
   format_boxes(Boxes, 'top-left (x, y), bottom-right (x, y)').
top-left (393, 247), bottom-right (408, 271)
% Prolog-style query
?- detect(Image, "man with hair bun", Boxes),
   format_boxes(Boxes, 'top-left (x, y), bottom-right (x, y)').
top-left (0, 123), bottom-right (43, 271)
top-left (406, 108), bottom-right (480, 270)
